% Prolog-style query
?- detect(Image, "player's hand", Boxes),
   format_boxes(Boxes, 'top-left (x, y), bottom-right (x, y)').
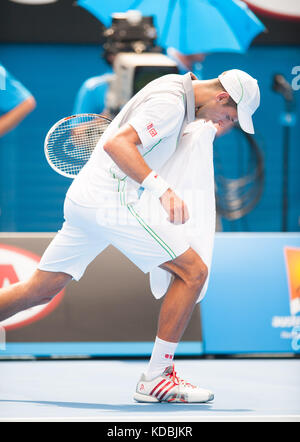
top-left (159, 189), bottom-right (190, 225)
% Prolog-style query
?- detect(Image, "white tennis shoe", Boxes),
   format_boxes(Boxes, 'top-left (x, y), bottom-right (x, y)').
top-left (133, 365), bottom-right (214, 403)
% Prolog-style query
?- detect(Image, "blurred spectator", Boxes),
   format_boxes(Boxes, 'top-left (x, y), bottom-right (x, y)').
top-left (0, 63), bottom-right (36, 137)
top-left (73, 50), bottom-right (114, 116)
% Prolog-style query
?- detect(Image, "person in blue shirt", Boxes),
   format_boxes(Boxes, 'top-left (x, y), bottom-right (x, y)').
top-left (0, 63), bottom-right (36, 137)
top-left (73, 71), bottom-right (114, 116)
top-left (73, 48), bottom-right (114, 117)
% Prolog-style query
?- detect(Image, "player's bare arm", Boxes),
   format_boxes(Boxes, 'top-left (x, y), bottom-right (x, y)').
top-left (103, 123), bottom-right (189, 224)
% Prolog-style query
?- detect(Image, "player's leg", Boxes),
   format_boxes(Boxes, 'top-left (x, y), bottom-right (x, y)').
top-left (144, 247), bottom-right (207, 379)
top-left (157, 246), bottom-right (208, 343)
top-left (0, 269), bottom-right (71, 321)
top-left (134, 247), bottom-right (214, 403)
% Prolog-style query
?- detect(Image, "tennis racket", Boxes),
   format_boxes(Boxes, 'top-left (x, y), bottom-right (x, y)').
top-left (44, 113), bottom-right (112, 178)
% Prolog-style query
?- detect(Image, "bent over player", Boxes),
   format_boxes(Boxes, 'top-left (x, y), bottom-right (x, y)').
top-left (0, 70), bottom-right (260, 403)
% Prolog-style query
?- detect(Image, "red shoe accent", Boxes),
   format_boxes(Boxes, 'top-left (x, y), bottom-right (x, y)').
top-left (150, 379), bottom-right (166, 396)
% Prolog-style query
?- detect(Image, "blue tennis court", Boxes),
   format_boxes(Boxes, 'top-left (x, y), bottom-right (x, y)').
top-left (1, 358), bottom-right (299, 422)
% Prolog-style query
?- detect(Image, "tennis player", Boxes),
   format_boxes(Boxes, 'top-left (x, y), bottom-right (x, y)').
top-left (0, 69), bottom-right (260, 403)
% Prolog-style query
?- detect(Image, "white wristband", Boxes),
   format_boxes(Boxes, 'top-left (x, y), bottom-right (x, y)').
top-left (141, 171), bottom-right (170, 198)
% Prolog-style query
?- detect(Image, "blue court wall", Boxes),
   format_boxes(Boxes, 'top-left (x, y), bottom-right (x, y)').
top-left (0, 43), bottom-right (299, 233)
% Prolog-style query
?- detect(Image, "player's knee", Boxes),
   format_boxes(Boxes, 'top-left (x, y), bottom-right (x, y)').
top-left (25, 271), bottom-right (69, 308)
top-left (27, 284), bottom-right (60, 308)
top-left (185, 258), bottom-right (208, 290)
top-left (35, 285), bottom-right (63, 303)
top-left (161, 249), bottom-right (208, 291)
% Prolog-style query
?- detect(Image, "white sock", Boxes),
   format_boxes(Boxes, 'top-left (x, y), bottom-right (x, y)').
top-left (145, 337), bottom-right (178, 380)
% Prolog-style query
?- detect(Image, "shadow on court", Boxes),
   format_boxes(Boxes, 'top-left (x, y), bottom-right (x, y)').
top-left (0, 400), bottom-right (253, 413)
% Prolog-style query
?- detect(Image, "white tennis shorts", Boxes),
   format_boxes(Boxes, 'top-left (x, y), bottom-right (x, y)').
top-left (38, 191), bottom-right (190, 281)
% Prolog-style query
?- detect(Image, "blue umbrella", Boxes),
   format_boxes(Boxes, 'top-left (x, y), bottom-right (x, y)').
top-left (77, 0), bottom-right (265, 54)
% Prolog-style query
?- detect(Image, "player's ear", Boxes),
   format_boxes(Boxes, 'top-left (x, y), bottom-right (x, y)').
top-left (216, 91), bottom-right (230, 103)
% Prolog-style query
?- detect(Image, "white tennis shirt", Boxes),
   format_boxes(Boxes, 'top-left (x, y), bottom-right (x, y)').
top-left (66, 72), bottom-right (197, 207)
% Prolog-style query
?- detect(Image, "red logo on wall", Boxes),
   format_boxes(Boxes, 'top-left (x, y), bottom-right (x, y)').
top-left (0, 244), bottom-right (65, 331)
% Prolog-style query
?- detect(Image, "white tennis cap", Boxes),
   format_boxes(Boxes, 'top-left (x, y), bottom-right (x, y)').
top-left (218, 69), bottom-right (260, 134)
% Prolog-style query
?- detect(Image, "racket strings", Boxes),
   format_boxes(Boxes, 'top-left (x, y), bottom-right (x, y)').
top-left (45, 114), bottom-right (111, 177)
